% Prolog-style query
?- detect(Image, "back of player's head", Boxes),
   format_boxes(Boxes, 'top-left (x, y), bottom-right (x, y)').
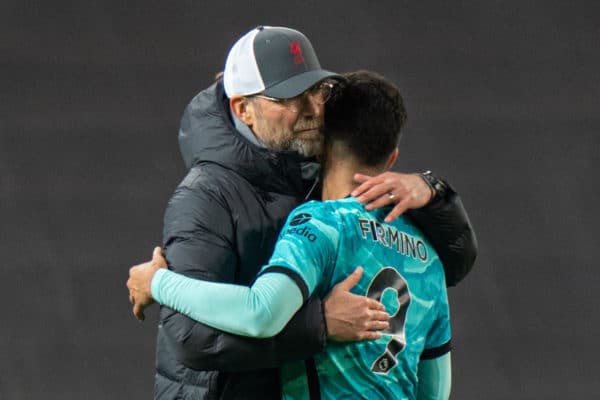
top-left (324, 70), bottom-right (407, 166)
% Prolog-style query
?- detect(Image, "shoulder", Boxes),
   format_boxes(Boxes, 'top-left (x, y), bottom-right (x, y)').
top-left (177, 164), bottom-right (237, 190)
top-left (168, 167), bottom-right (223, 206)
top-left (165, 165), bottom-right (241, 224)
top-left (289, 200), bottom-right (322, 214)
top-left (279, 201), bottom-right (344, 251)
top-left (173, 163), bottom-right (255, 200)
top-left (287, 201), bottom-right (340, 226)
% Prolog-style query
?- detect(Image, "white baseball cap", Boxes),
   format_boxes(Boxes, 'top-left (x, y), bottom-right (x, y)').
top-left (223, 26), bottom-right (342, 99)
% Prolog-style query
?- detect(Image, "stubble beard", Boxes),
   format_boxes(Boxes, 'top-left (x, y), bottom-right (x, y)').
top-left (260, 123), bottom-right (324, 158)
top-left (251, 101), bottom-right (324, 157)
top-left (288, 135), bottom-right (323, 158)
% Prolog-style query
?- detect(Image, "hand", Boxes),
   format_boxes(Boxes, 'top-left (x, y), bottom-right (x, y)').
top-left (126, 246), bottom-right (167, 321)
top-left (351, 172), bottom-right (434, 223)
top-left (324, 267), bottom-right (390, 342)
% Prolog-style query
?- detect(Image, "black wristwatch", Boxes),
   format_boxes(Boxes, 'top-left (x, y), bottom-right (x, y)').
top-left (418, 170), bottom-right (448, 201)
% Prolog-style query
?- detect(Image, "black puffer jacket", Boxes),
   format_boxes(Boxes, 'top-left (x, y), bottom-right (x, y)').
top-left (154, 81), bottom-right (477, 399)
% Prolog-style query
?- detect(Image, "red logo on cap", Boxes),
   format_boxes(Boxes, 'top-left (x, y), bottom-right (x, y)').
top-left (290, 41), bottom-right (304, 65)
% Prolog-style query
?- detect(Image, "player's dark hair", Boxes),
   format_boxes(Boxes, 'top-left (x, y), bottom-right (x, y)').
top-left (324, 70), bottom-right (407, 166)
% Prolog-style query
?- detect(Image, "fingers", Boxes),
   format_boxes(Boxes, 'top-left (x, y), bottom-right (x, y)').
top-left (351, 172), bottom-right (404, 209)
top-left (128, 254), bottom-right (160, 322)
top-left (365, 308), bottom-right (390, 331)
top-left (359, 331), bottom-right (383, 341)
top-left (354, 172), bottom-right (433, 215)
top-left (126, 277), bottom-right (136, 298)
top-left (335, 266), bottom-right (364, 291)
top-left (133, 303), bottom-right (145, 321)
top-left (128, 283), bottom-right (144, 320)
top-left (152, 246), bottom-right (167, 268)
top-left (367, 320), bottom-right (390, 331)
top-left (346, 293), bottom-right (387, 314)
top-left (365, 296), bottom-right (386, 311)
top-left (355, 183), bottom-right (392, 206)
top-left (363, 191), bottom-right (395, 211)
top-left (361, 299), bottom-right (391, 339)
top-left (353, 173), bottom-right (373, 184)
top-left (384, 198), bottom-right (411, 223)
top-left (130, 285), bottom-right (145, 321)
top-left (370, 309), bottom-right (391, 321)
top-left (356, 315), bottom-right (391, 341)
top-left (351, 174), bottom-right (379, 198)
top-left (359, 298), bottom-right (390, 326)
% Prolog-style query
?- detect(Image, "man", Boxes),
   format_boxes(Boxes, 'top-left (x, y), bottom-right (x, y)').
top-left (129, 26), bottom-right (476, 399)
top-left (129, 70), bottom-right (452, 399)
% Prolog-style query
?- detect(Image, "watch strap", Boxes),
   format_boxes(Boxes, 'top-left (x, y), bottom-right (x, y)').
top-left (418, 170), bottom-right (448, 200)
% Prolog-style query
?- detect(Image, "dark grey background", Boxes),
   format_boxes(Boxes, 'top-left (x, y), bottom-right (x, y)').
top-left (2, 1), bottom-right (599, 399)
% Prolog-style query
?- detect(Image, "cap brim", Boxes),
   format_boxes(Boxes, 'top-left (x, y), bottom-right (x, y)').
top-left (262, 69), bottom-right (344, 99)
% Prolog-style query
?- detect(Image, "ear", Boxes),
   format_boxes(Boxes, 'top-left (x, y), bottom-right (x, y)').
top-left (230, 96), bottom-right (255, 126)
top-left (384, 148), bottom-right (399, 171)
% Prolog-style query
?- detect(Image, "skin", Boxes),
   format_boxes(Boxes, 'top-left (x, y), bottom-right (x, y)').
top-left (231, 87), bottom-right (433, 220)
top-left (128, 82), bottom-right (433, 340)
top-left (230, 90), bottom-right (324, 157)
top-left (321, 141), bottom-right (400, 201)
top-left (352, 171), bottom-right (434, 223)
top-left (128, 249), bottom-right (390, 341)
top-left (126, 133), bottom-right (451, 396)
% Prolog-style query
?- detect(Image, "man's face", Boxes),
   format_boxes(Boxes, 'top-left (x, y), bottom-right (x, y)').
top-left (248, 88), bottom-right (326, 158)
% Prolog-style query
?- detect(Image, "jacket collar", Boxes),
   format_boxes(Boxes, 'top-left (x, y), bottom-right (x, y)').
top-left (178, 81), bottom-right (318, 197)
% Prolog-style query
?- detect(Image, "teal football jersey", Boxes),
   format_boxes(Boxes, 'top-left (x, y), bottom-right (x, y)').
top-left (263, 197), bottom-right (451, 400)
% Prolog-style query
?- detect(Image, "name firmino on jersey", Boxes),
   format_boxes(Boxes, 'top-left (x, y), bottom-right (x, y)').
top-left (358, 219), bottom-right (428, 261)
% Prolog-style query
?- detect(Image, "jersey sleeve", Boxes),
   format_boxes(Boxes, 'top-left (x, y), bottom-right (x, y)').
top-left (260, 202), bottom-right (340, 299)
top-left (421, 284), bottom-right (452, 359)
top-left (151, 268), bottom-right (304, 338)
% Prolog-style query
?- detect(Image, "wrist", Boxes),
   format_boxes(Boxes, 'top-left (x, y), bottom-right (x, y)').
top-left (417, 171), bottom-right (448, 203)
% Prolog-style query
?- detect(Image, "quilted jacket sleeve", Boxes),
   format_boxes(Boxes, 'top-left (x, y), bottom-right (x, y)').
top-left (158, 170), bottom-right (326, 372)
top-left (407, 182), bottom-right (478, 287)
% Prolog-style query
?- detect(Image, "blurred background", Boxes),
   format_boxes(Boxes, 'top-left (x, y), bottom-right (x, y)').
top-left (1, 1), bottom-right (598, 398)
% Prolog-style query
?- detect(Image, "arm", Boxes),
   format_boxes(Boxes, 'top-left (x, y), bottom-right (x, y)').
top-left (138, 173), bottom-right (387, 371)
top-left (150, 264), bottom-right (388, 340)
top-left (405, 179), bottom-right (477, 286)
top-left (417, 263), bottom-right (452, 400)
top-left (129, 252), bottom-right (389, 370)
top-left (417, 353), bottom-right (452, 400)
top-left (152, 269), bottom-right (303, 338)
top-left (351, 171), bottom-right (477, 286)
top-left (161, 292), bottom-right (327, 372)
top-left (155, 173), bottom-right (327, 371)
